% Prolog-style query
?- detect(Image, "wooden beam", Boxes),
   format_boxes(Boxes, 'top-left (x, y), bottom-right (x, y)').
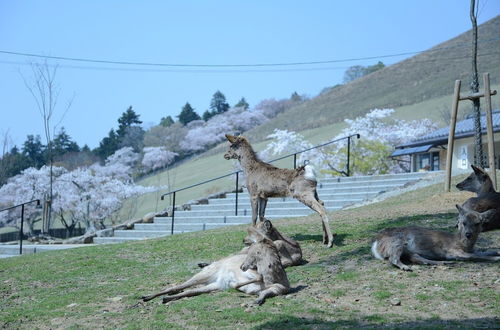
top-left (445, 80), bottom-right (461, 192)
top-left (483, 73), bottom-right (497, 190)
top-left (459, 89), bottom-right (497, 101)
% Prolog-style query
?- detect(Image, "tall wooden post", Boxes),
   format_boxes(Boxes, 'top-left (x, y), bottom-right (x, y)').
top-left (445, 80), bottom-right (462, 192)
top-left (483, 73), bottom-right (497, 190)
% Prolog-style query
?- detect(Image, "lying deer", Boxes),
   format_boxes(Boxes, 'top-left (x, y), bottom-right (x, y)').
top-left (199, 219), bottom-right (303, 269)
top-left (371, 205), bottom-right (499, 271)
top-left (141, 227), bottom-right (289, 305)
top-left (456, 165), bottom-right (500, 231)
top-left (224, 134), bottom-right (335, 248)
top-left (243, 219), bottom-right (302, 267)
top-left (240, 228), bottom-right (290, 306)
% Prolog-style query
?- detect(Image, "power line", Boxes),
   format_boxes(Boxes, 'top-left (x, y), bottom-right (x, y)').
top-left (0, 52), bottom-right (497, 74)
top-left (0, 37), bottom-right (498, 69)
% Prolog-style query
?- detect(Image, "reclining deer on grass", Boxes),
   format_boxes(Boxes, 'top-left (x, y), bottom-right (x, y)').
top-left (224, 134), bottom-right (335, 248)
top-left (456, 165), bottom-right (500, 231)
top-left (199, 219), bottom-right (303, 269)
top-left (371, 205), bottom-right (499, 271)
top-left (141, 227), bottom-right (289, 306)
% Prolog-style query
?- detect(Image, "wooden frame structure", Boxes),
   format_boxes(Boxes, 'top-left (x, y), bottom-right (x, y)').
top-left (444, 73), bottom-right (497, 192)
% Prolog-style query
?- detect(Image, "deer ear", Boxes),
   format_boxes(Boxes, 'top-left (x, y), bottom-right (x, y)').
top-left (455, 204), bottom-right (465, 214)
top-left (479, 209), bottom-right (497, 223)
top-left (263, 219), bottom-right (273, 231)
top-left (471, 165), bottom-right (485, 176)
top-left (225, 134), bottom-right (238, 144)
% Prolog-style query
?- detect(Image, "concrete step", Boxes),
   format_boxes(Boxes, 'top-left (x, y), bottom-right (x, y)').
top-left (205, 194), bottom-right (370, 206)
top-left (92, 172), bottom-right (435, 244)
top-left (93, 237), bottom-right (147, 244)
top-left (133, 222), bottom-right (247, 233)
top-left (317, 172), bottom-right (430, 183)
top-left (0, 244), bottom-right (88, 255)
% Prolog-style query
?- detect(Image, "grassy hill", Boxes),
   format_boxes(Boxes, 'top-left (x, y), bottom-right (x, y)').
top-left (1, 173), bottom-right (499, 329)
top-left (246, 15), bottom-right (500, 141)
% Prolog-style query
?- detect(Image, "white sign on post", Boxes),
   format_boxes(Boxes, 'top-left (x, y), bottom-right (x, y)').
top-left (459, 146), bottom-right (468, 169)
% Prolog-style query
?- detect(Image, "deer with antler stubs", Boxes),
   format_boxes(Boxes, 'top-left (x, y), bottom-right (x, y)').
top-left (224, 134), bottom-right (335, 248)
top-left (456, 165), bottom-right (500, 231)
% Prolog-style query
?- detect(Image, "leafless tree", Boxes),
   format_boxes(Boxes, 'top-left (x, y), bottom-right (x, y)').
top-left (20, 60), bottom-right (74, 231)
top-left (470, 0), bottom-right (485, 167)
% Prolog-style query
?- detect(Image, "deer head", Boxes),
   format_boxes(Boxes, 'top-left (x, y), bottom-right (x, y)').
top-left (456, 204), bottom-right (496, 250)
top-left (456, 165), bottom-right (492, 194)
top-left (224, 134), bottom-right (243, 160)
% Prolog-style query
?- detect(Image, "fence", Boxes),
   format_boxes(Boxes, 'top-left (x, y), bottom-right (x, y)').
top-left (160, 133), bottom-right (360, 235)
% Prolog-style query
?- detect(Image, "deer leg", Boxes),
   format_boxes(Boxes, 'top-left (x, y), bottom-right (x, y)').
top-left (274, 240), bottom-right (293, 267)
top-left (251, 284), bottom-right (288, 306)
top-left (447, 251), bottom-right (500, 262)
top-left (297, 193), bottom-right (335, 248)
top-left (409, 254), bottom-right (454, 266)
top-left (142, 270), bottom-right (212, 302)
top-left (250, 195), bottom-right (259, 226)
top-left (162, 283), bottom-right (221, 304)
top-left (258, 197), bottom-right (268, 222)
top-left (314, 190), bottom-right (324, 206)
top-left (473, 249), bottom-right (500, 256)
top-left (386, 241), bottom-right (411, 271)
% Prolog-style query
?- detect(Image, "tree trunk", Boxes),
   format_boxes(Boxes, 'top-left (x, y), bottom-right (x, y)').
top-left (470, 0), bottom-right (485, 167)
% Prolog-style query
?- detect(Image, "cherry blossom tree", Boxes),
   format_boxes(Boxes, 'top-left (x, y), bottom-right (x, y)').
top-left (181, 107), bottom-right (267, 152)
top-left (262, 109), bottom-right (437, 176)
top-left (141, 147), bottom-right (178, 173)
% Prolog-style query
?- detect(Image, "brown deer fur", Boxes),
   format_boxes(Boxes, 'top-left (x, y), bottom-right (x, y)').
top-left (456, 165), bottom-right (500, 231)
top-left (224, 134), bottom-right (335, 248)
top-left (240, 227), bottom-right (290, 306)
top-left (141, 229), bottom-right (289, 305)
top-left (243, 219), bottom-right (302, 267)
top-left (371, 205), bottom-right (499, 271)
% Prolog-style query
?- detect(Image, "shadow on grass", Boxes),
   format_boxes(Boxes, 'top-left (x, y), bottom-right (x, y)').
top-left (252, 316), bottom-right (500, 329)
top-left (370, 212), bottom-right (457, 234)
top-left (291, 233), bottom-right (349, 247)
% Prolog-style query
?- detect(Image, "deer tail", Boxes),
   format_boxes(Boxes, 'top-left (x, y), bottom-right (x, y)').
top-left (371, 240), bottom-right (384, 260)
top-left (303, 165), bottom-right (317, 181)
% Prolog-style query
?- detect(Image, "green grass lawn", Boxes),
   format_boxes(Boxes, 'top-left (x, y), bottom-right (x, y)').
top-left (1, 175), bottom-right (499, 329)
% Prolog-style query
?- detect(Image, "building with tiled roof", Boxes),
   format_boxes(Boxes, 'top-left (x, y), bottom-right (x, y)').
top-left (391, 109), bottom-right (500, 172)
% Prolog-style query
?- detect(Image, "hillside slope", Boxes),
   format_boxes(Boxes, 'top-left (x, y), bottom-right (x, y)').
top-left (1, 174), bottom-right (499, 329)
top-left (246, 16), bottom-right (500, 141)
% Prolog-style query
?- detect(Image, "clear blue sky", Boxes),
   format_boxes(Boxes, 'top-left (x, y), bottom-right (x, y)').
top-left (1, 1), bottom-right (499, 149)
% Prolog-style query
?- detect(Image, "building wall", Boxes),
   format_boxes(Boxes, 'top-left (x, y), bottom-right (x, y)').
top-left (451, 132), bottom-right (500, 173)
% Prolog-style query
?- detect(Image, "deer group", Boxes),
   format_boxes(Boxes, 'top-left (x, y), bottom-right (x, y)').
top-left (142, 137), bottom-right (499, 308)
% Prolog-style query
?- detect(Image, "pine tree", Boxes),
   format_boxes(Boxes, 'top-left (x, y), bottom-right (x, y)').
top-left (160, 115), bottom-right (174, 127)
top-left (117, 106), bottom-right (142, 138)
top-left (202, 110), bottom-right (215, 121)
top-left (210, 90), bottom-right (230, 114)
top-left (235, 97), bottom-right (249, 110)
top-left (53, 127), bottom-right (79, 158)
top-left (177, 102), bottom-right (201, 125)
top-left (22, 135), bottom-right (46, 168)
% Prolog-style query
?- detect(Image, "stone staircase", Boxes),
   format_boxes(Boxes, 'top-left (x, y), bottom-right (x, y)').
top-left (94, 171), bottom-right (431, 244)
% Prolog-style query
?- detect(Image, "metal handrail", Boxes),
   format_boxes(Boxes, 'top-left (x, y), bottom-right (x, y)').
top-left (160, 133), bottom-right (360, 234)
top-left (0, 199), bottom-right (41, 255)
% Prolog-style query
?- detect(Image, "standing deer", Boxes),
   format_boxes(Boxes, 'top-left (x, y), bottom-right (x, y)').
top-left (371, 205), bottom-right (499, 271)
top-left (141, 227), bottom-right (289, 305)
top-left (456, 165), bottom-right (500, 231)
top-left (224, 134), bottom-right (335, 248)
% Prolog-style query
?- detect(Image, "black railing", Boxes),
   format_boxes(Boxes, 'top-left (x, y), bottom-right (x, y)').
top-left (160, 133), bottom-right (360, 234)
top-left (0, 199), bottom-right (41, 255)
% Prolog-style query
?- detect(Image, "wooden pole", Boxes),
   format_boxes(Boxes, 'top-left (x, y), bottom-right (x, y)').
top-left (445, 80), bottom-right (462, 192)
top-left (483, 73), bottom-right (497, 190)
